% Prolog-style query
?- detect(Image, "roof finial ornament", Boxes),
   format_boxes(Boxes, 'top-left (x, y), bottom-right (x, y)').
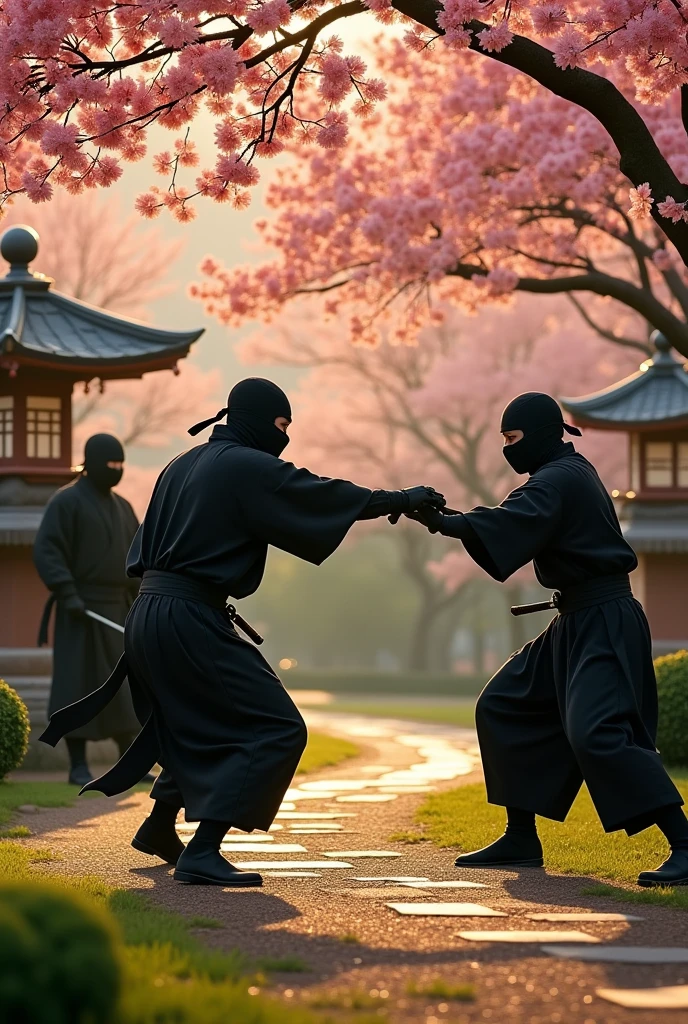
top-left (0, 225), bottom-right (39, 278)
top-left (650, 330), bottom-right (671, 354)
top-left (649, 329), bottom-right (677, 369)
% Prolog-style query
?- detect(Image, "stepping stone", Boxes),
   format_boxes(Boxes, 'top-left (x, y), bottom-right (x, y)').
top-left (299, 780), bottom-right (370, 791)
top-left (460, 931), bottom-right (599, 943)
top-left (337, 794), bottom-right (397, 803)
top-left (279, 802), bottom-right (297, 810)
top-left (263, 871), bottom-right (322, 878)
top-left (378, 786), bottom-right (433, 793)
top-left (219, 843), bottom-right (307, 853)
top-left (400, 880), bottom-right (487, 889)
top-left (388, 903), bottom-right (507, 917)
top-left (275, 812), bottom-right (355, 820)
top-left (527, 912), bottom-right (643, 922)
top-left (336, 887), bottom-right (430, 898)
top-left (354, 876), bottom-right (430, 882)
top-left (543, 945), bottom-right (688, 963)
top-left (221, 834), bottom-right (274, 842)
top-left (324, 850), bottom-right (402, 859)
top-left (596, 985), bottom-right (688, 1009)
top-left (289, 829), bottom-right (353, 835)
top-left (234, 860), bottom-right (353, 869)
top-left (285, 792), bottom-right (339, 801)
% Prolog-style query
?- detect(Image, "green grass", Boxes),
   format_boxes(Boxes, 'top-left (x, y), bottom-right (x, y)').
top-left (326, 700), bottom-right (476, 728)
top-left (0, 779), bottom-right (101, 827)
top-left (339, 932), bottom-right (361, 944)
top-left (0, 824), bottom-right (32, 838)
top-left (581, 882), bottom-right (688, 910)
top-left (0, 841), bottom-right (337, 1024)
top-left (188, 915), bottom-right (224, 930)
top-left (406, 978), bottom-right (476, 1001)
top-left (388, 830), bottom-right (427, 844)
top-left (417, 776), bottom-right (688, 907)
top-left (297, 730), bottom-right (360, 774)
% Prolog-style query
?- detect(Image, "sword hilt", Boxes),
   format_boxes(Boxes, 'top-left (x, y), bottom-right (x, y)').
top-left (510, 592), bottom-right (560, 617)
top-left (227, 604), bottom-right (264, 645)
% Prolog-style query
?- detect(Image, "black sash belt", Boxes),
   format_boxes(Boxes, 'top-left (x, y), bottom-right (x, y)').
top-left (510, 574), bottom-right (633, 617)
top-left (140, 570), bottom-right (264, 644)
top-left (39, 569), bottom-right (264, 797)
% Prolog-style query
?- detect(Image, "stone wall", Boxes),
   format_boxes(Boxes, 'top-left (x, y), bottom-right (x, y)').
top-left (0, 647), bottom-right (118, 770)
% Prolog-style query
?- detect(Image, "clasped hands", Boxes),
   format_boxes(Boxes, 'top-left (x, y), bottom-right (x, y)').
top-left (388, 485), bottom-right (449, 531)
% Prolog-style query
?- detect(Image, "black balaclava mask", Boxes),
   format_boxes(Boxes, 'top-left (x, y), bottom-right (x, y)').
top-left (188, 377), bottom-right (292, 458)
top-left (500, 392), bottom-right (581, 475)
top-left (83, 433), bottom-right (125, 493)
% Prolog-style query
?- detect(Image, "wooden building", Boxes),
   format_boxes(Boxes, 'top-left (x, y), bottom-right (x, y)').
top-left (0, 223), bottom-right (203, 656)
top-left (562, 331), bottom-right (688, 655)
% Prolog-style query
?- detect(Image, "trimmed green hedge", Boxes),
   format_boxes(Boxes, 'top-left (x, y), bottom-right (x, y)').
top-left (284, 670), bottom-right (486, 697)
top-left (655, 650), bottom-right (688, 769)
top-left (0, 880), bottom-right (121, 1024)
top-left (0, 680), bottom-right (29, 780)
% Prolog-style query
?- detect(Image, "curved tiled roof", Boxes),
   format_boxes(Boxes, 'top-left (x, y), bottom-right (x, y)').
top-left (561, 333), bottom-right (688, 429)
top-left (0, 226), bottom-right (202, 375)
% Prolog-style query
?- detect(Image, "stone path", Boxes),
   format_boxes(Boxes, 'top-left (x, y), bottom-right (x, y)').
top-left (10, 709), bottom-right (688, 1023)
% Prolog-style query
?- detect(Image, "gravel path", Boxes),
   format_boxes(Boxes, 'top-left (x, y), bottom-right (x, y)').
top-left (10, 710), bottom-right (688, 1024)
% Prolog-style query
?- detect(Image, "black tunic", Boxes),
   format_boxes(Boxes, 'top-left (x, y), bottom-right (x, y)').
top-left (440, 444), bottom-right (682, 834)
top-left (42, 426), bottom-right (372, 828)
top-left (33, 475), bottom-right (140, 741)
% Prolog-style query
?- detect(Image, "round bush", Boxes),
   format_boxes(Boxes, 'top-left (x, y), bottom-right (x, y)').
top-left (0, 679), bottom-right (29, 779)
top-left (655, 649), bottom-right (688, 769)
top-left (0, 880), bottom-right (122, 1024)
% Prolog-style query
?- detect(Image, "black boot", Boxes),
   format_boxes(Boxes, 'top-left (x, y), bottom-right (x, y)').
top-left (638, 805), bottom-right (688, 887)
top-left (173, 820), bottom-right (262, 887)
top-left (638, 848), bottom-right (688, 887)
top-left (66, 738), bottom-right (93, 787)
top-left (455, 807), bottom-right (543, 869)
top-left (131, 799), bottom-right (185, 865)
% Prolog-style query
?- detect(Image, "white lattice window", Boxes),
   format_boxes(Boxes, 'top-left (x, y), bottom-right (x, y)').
top-left (26, 396), bottom-right (61, 459)
top-left (0, 395), bottom-right (12, 458)
top-left (645, 441), bottom-right (673, 488)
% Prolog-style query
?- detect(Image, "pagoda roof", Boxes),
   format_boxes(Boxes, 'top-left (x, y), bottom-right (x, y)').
top-left (0, 225), bottom-right (202, 379)
top-left (561, 332), bottom-right (688, 430)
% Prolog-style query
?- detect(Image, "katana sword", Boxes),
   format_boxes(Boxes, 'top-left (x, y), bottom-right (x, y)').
top-left (85, 609), bottom-right (125, 633)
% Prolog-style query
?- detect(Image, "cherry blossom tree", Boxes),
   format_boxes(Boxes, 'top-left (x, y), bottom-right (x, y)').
top-left (244, 292), bottom-right (639, 664)
top-left (3, 191), bottom-right (182, 317)
top-left (193, 36), bottom-right (688, 355)
top-left (3, 1), bottom-right (688, 267)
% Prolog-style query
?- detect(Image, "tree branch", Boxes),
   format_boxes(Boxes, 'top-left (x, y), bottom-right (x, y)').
top-left (390, 0), bottom-right (688, 263)
top-left (446, 262), bottom-right (688, 357)
top-left (566, 294), bottom-right (651, 355)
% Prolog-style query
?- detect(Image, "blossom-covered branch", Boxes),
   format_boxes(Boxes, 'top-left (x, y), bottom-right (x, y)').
top-left (3, 0), bottom-right (688, 260)
top-left (193, 34), bottom-right (688, 353)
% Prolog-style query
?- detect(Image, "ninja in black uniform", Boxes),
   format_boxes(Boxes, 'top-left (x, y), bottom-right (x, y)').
top-left (405, 392), bottom-right (688, 888)
top-left (42, 378), bottom-right (445, 887)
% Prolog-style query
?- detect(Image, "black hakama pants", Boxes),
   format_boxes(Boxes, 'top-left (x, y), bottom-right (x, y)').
top-left (125, 592), bottom-right (307, 829)
top-left (476, 595), bottom-right (682, 835)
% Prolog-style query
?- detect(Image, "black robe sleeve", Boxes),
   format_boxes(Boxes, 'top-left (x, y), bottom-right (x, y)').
top-left (240, 457), bottom-right (372, 565)
top-left (33, 492), bottom-right (79, 599)
top-left (440, 477), bottom-right (563, 583)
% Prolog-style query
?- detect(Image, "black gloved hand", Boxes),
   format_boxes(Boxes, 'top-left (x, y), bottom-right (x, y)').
top-left (388, 485), bottom-right (446, 525)
top-left (404, 505), bottom-right (445, 533)
top-left (63, 594), bottom-right (87, 620)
